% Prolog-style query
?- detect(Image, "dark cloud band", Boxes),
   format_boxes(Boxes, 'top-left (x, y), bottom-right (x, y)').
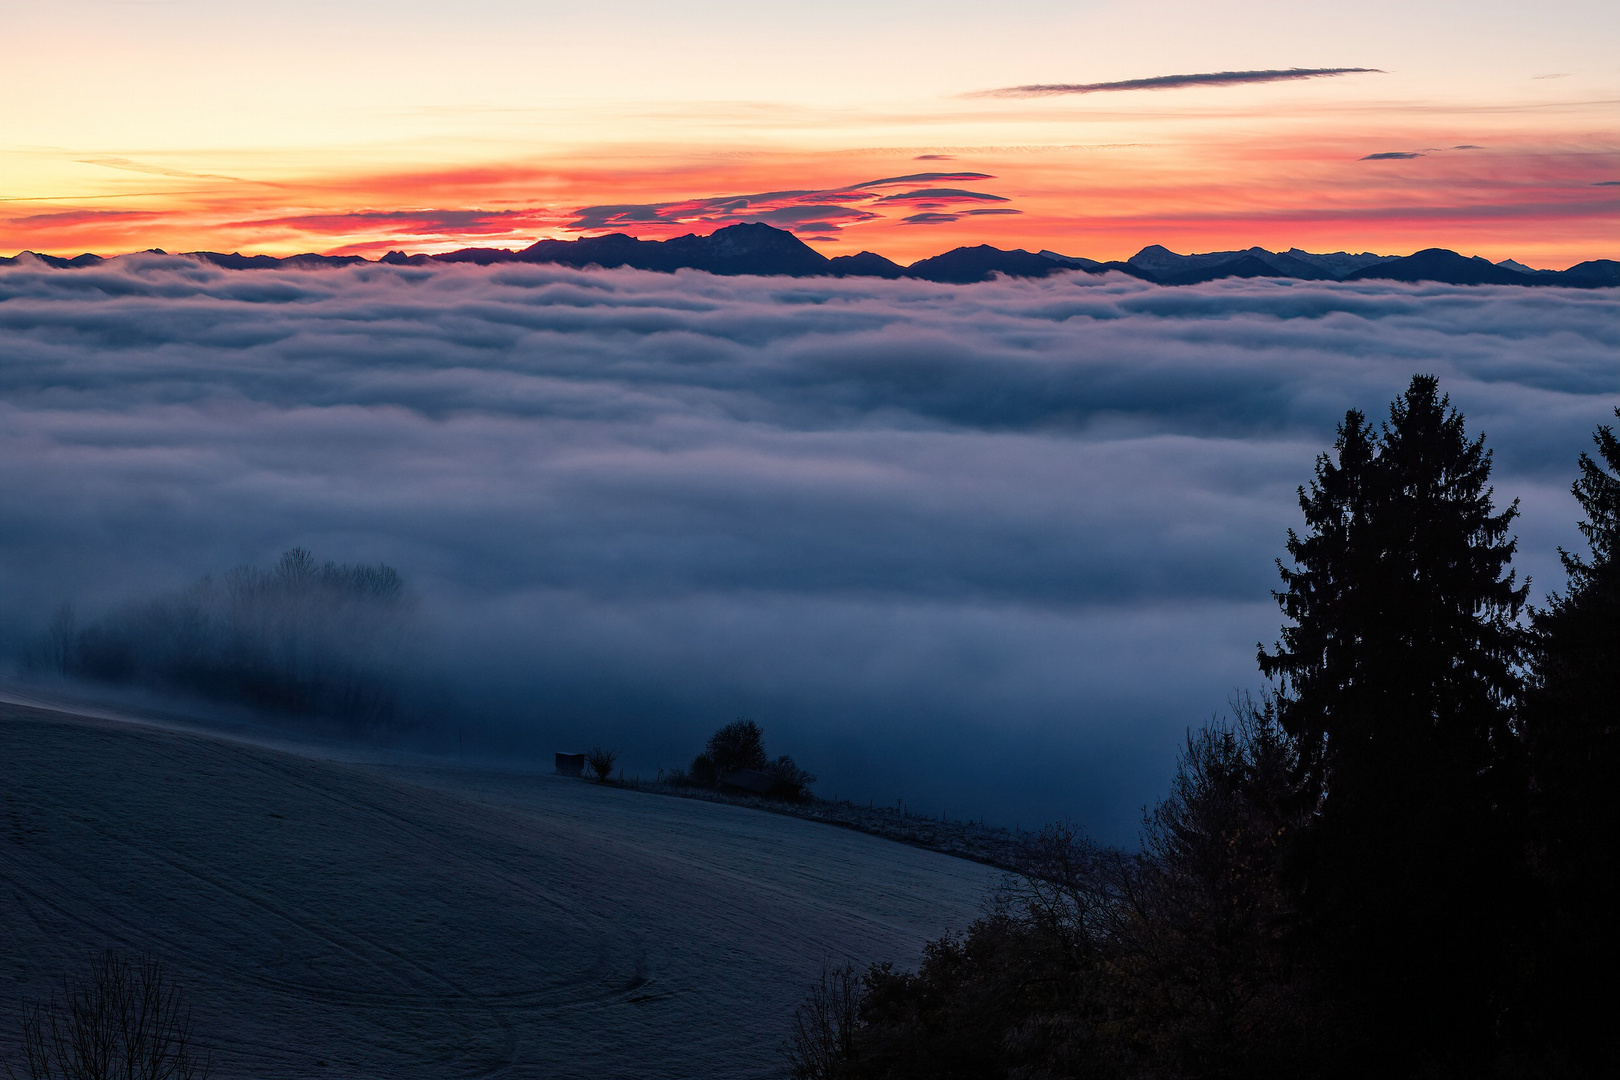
top-left (978, 67), bottom-right (1383, 98)
top-left (567, 173), bottom-right (1011, 235)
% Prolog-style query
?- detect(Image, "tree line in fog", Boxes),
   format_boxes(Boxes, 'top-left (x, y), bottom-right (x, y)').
top-left (26, 547), bottom-right (411, 729)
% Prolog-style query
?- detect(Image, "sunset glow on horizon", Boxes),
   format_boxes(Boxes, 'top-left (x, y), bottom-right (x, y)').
top-left (5, 0), bottom-right (1617, 267)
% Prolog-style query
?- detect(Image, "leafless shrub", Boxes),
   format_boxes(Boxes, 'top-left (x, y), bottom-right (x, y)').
top-left (9, 951), bottom-right (210, 1080)
top-left (585, 747), bottom-right (618, 781)
top-left (782, 962), bottom-right (862, 1080)
top-left (1003, 820), bottom-right (1143, 961)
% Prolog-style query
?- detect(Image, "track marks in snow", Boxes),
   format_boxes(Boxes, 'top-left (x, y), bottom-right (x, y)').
top-left (0, 702), bottom-right (991, 1079)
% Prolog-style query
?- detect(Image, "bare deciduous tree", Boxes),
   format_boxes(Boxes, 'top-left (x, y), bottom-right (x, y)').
top-left (8, 951), bottom-right (210, 1080)
top-left (585, 747), bottom-right (618, 782)
top-left (782, 962), bottom-right (861, 1080)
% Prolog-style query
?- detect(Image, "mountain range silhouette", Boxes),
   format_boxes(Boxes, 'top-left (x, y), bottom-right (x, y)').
top-left (6, 222), bottom-right (1616, 288)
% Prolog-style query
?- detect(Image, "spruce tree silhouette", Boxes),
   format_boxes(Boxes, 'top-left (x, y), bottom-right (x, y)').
top-left (1260, 375), bottom-right (1528, 1067)
top-left (1522, 408), bottom-right (1620, 1069)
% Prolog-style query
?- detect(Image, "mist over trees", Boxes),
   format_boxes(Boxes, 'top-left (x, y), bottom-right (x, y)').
top-left (25, 548), bottom-right (412, 729)
top-left (788, 384), bottom-right (1619, 1079)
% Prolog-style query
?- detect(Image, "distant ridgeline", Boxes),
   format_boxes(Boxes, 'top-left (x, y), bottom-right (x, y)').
top-left (5, 222), bottom-right (1617, 287)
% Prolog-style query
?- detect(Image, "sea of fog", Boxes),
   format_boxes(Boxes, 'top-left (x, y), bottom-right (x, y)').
top-left (1, 256), bottom-right (1613, 841)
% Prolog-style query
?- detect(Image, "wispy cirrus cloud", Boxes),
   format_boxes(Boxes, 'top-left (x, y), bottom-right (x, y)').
top-left (7, 208), bottom-right (162, 227)
top-left (874, 188), bottom-right (1009, 204)
top-left (1, 208), bottom-right (169, 252)
top-left (1360, 144), bottom-right (1486, 161)
top-left (228, 208), bottom-right (560, 237)
top-left (567, 172), bottom-right (1013, 236)
top-left (77, 156), bottom-right (245, 183)
top-left (976, 67), bottom-right (1383, 98)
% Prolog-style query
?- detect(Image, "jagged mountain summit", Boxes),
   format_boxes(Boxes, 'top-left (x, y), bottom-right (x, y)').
top-left (5, 222), bottom-right (1616, 288)
top-left (1123, 244), bottom-right (1374, 282)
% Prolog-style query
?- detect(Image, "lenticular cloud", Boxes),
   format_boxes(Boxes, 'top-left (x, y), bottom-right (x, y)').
top-left (1, 256), bottom-right (1613, 838)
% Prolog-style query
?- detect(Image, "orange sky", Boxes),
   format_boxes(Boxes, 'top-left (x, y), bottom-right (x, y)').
top-left (4, 0), bottom-right (1617, 267)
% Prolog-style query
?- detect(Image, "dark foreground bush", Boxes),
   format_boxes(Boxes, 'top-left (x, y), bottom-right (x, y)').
top-left (790, 703), bottom-right (1324, 1080)
top-left (8, 951), bottom-right (210, 1080)
top-left (585, 747), bottom-right (618, 781)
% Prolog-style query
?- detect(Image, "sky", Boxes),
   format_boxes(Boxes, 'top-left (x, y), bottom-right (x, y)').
top-left (2, 259), bottom-right (1612, 839)
top-left (4, 0), bottom-right (1617, 265)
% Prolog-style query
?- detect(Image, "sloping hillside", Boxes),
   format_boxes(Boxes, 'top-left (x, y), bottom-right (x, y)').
top-left (0, 698), bottom-right (991, 1079)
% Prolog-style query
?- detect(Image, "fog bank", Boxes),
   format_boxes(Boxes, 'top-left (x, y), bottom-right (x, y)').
top-left (2, 257), bottom-right (1612, 839)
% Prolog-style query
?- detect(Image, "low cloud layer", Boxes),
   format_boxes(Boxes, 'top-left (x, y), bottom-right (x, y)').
top-left (980, 67), bottom-right (1383, 98)
top-left (0, 259), bottom-right (1611, 839)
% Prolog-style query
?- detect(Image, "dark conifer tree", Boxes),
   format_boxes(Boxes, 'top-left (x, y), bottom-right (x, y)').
top-left (1521, 409), bottom-right (1620, 1070)
top-left (1260, 375), bottom-right (1528, 1069)
top-left (1260, 408), bottom-right (1380, 796)
top-left (811, 377), bottom-right (1576, 1080)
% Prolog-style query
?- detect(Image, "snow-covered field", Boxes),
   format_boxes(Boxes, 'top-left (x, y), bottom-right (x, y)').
top-left (0, 694), bottom-right (993, 1078)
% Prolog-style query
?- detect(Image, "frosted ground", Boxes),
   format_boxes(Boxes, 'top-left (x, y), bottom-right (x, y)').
top-left (0, 691), bottom-right (993, 1078)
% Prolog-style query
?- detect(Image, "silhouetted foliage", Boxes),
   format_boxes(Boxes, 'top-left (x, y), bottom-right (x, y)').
top-left (806, 704), bottom-right (1321, 1080)
top-left (705, 718), bottom-right (769, 776)
top-left (814, 378), bottom-right (1614, 1079)
top-left (687, 752), bottom-right (717, 787)
top-left (783, 963), bottom-right (862, 1080)
top-left (1123, 700), bottom-right (1323, 1073)
top-left (679, 719), bottom-right (816, 799)
top-left (1520, 408), bottom-right (1620, 1070)
top-left (1259, 375), bottom-right (1530, 1064)
top-left (8, 951), bottom-right (210, 1080)
top-left (585, 747), bottom-right (618, 782)
top-left (25, 548), bottom-right (411, 729)
top-left (763, 755), bottom-right (817, 800)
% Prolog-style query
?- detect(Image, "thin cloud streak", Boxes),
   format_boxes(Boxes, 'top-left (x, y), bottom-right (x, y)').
top-left (977, 67), bottom-right (1384, 98)
top-left (1360, 145), bottom-right (1487, 161)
